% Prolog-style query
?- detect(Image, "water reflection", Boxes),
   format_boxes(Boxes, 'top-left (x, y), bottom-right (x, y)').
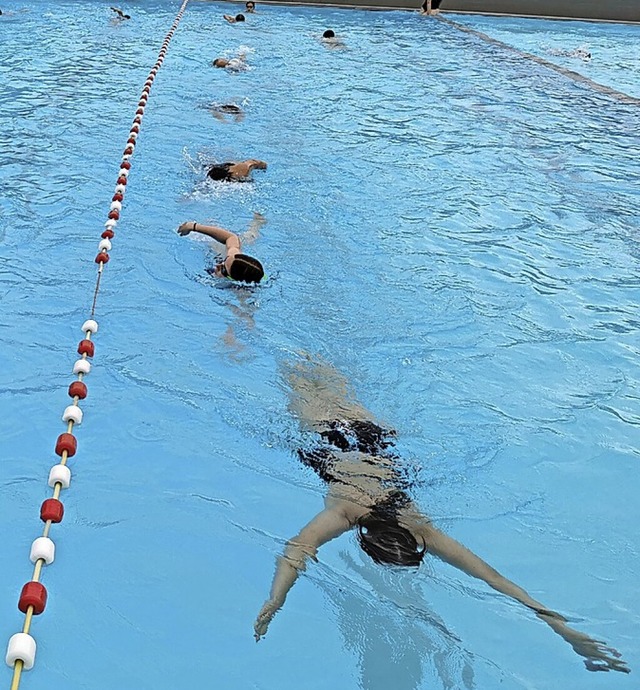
top-left (319, 551), bottom-right (475, 690)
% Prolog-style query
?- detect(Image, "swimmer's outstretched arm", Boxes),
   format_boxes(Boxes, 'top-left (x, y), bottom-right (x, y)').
top-left (254, 507), bottom-right (353, 640)
top-left (418, 522), bottom-right (629, 673)
top-left (178, 220), bottom-right (242, 259)
top-left (228, 159), bottom-right (267, 178)
top-left (177, 222), bottom-right (241, 254)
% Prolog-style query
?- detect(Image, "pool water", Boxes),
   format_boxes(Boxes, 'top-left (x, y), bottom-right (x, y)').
top-left (1, 2), bottom-right (639, 689)
top-left (457, 13), bottom-right (640, 99)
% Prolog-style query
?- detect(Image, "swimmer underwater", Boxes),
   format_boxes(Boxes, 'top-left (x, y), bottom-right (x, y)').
top-left (253, 357), bottom-right (630, 674)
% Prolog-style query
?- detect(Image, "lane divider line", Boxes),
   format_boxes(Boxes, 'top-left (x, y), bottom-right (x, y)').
top-left (439, 16), bottom-right (640, 107)
top-left (4, 2), bottom-right (190, 688)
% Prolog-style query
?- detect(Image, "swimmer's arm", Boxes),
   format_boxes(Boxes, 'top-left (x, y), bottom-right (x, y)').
top-left (242, 212), bottom-right (267, 245)
top-left (223, 14), bottom-right (235, 22)
top-left (177, 222), bottom-right (241, 251)
top-left (420, 524), bottom-right (630, 672)
top-left (420, 523), bottom-right (549, 611)
top-left (229, 160), bottom-right (267, 178)
top-left (254, 508), bottom-right (351, 640)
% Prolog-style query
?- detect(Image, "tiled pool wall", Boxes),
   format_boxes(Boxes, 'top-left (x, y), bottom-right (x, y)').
top-left (256, 0), bottom-right (640, 22)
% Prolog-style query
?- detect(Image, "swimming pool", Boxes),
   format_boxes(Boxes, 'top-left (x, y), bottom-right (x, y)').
top-left (1, 2), bottom-right (639, 689)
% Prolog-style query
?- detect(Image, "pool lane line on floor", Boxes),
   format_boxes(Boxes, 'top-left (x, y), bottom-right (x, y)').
top-left (438, 16), bottom-right (640, 107)
top-left (3, 2), bottom-right (191, 688)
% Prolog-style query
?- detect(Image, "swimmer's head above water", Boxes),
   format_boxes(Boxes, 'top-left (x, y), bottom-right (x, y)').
top-left (214, 254), bottom-right (264, 284)
top-left (322, 29), bottom-right (335, 39)
top-left (245, 1), bottom-right (256, 12)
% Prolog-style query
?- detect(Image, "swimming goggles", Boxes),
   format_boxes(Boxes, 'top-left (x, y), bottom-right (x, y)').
top-left (217, 262), bottom-right (233, 280)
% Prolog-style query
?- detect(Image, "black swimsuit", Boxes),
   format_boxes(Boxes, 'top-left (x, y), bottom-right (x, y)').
top-left (298, 420), bottom-right (412, 512)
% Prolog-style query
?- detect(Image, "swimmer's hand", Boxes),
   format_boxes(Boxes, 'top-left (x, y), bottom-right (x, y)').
top-left (570, 634), bottom-right (629, 674)
top-left (177, 222), bottom-right (194, 236)
top-left (540, 614), bottom-right (630, 673)
top-left (254, 598), bottom-right (282, 641)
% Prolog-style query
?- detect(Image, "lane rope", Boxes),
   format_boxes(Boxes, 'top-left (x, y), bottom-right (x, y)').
top-left (4, 2), bottom-right (190, 688)
top-left (438, 16), bottom-right (640, 107)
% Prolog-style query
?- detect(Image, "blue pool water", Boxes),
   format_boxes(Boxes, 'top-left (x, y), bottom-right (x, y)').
top-left (1, 2), bottom-right (639, 689)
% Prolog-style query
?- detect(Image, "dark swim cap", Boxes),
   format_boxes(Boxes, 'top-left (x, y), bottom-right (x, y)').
top-left (207, 163), bottom-right (233, 181)
top-left (229, 254), bottom-right (264, 283)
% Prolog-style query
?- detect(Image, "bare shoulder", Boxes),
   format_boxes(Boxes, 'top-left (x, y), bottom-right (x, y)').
top-left (325, 491), bottom-right (369, 525)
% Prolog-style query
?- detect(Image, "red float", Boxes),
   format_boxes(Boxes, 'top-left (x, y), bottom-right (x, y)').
top-left (112, 192), bottom-right (124, 202)
top-left (117, 175), bottom-right (128, 185)
top-left (121, 161), bottom-right (132, 170)
top-left (68, 380), bottom-right (87, 399)
top-left (102, 229), bottom-right (115, 240)
top-left (40, 498), bottom-right (64, 524)
top-left (127, 136), bottom-right (137, 145)
top-left (77, 339), bottom-right (95, 357)
top-left (18, 582), bottom-right (48, 616)
top-left (55, 432), bottom-right (77, 457)
top-left (108, 209), bottom-right (120, 220)
top-left (95, 252), bottom-right (110, 264)
top-left (136, 107), bottom-right (144, 115)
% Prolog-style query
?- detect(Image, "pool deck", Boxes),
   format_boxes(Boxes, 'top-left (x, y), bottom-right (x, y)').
top-left (260, 0), bottom-right (640, 22)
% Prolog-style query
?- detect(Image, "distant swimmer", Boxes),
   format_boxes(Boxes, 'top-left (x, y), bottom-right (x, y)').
top-left (419, 0), bottom-right (442, 15)
top-left (177, 220), bottom-right (264, 284)
top-left (213, 52), bottom-right (248, 71)
top-left (224, 13), bottom-right (245, 23)
top-left (245, 1), bottom-right (256, 13)
top-left (206, 159), bottom-right (267, 182)
top-left (110, 6), bottom-right (131, 20)
top-left (547, 47), bottom-right (591, 61)
top-left (321, 29), bottom-right (346, 49)
top-left (210, 103), bottom-right (245, 124)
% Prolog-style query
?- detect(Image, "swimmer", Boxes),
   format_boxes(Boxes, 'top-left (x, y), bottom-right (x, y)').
top-left (547, 47), bottom-right (591, 61)
top-left (419, 0), bottom-right (442, 15)
top-left (245, 1), bottom-right (256, 13)
top-left (224, 13), bottom-right (245, 23)
top-left (321, 29), bottom-right (346, 49)
top-left (253, 356), bottom-right (630, 674)
top-left (110, 6), bottom-right (131, 20)
top-left (206, 159), bottom-right (267, 182)
top-left (213, 52), bottom-right (248, 72)
top-left (177, 220), bottom-right (264, 284)
top-left (210, 103), bottom-right (245, 124)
